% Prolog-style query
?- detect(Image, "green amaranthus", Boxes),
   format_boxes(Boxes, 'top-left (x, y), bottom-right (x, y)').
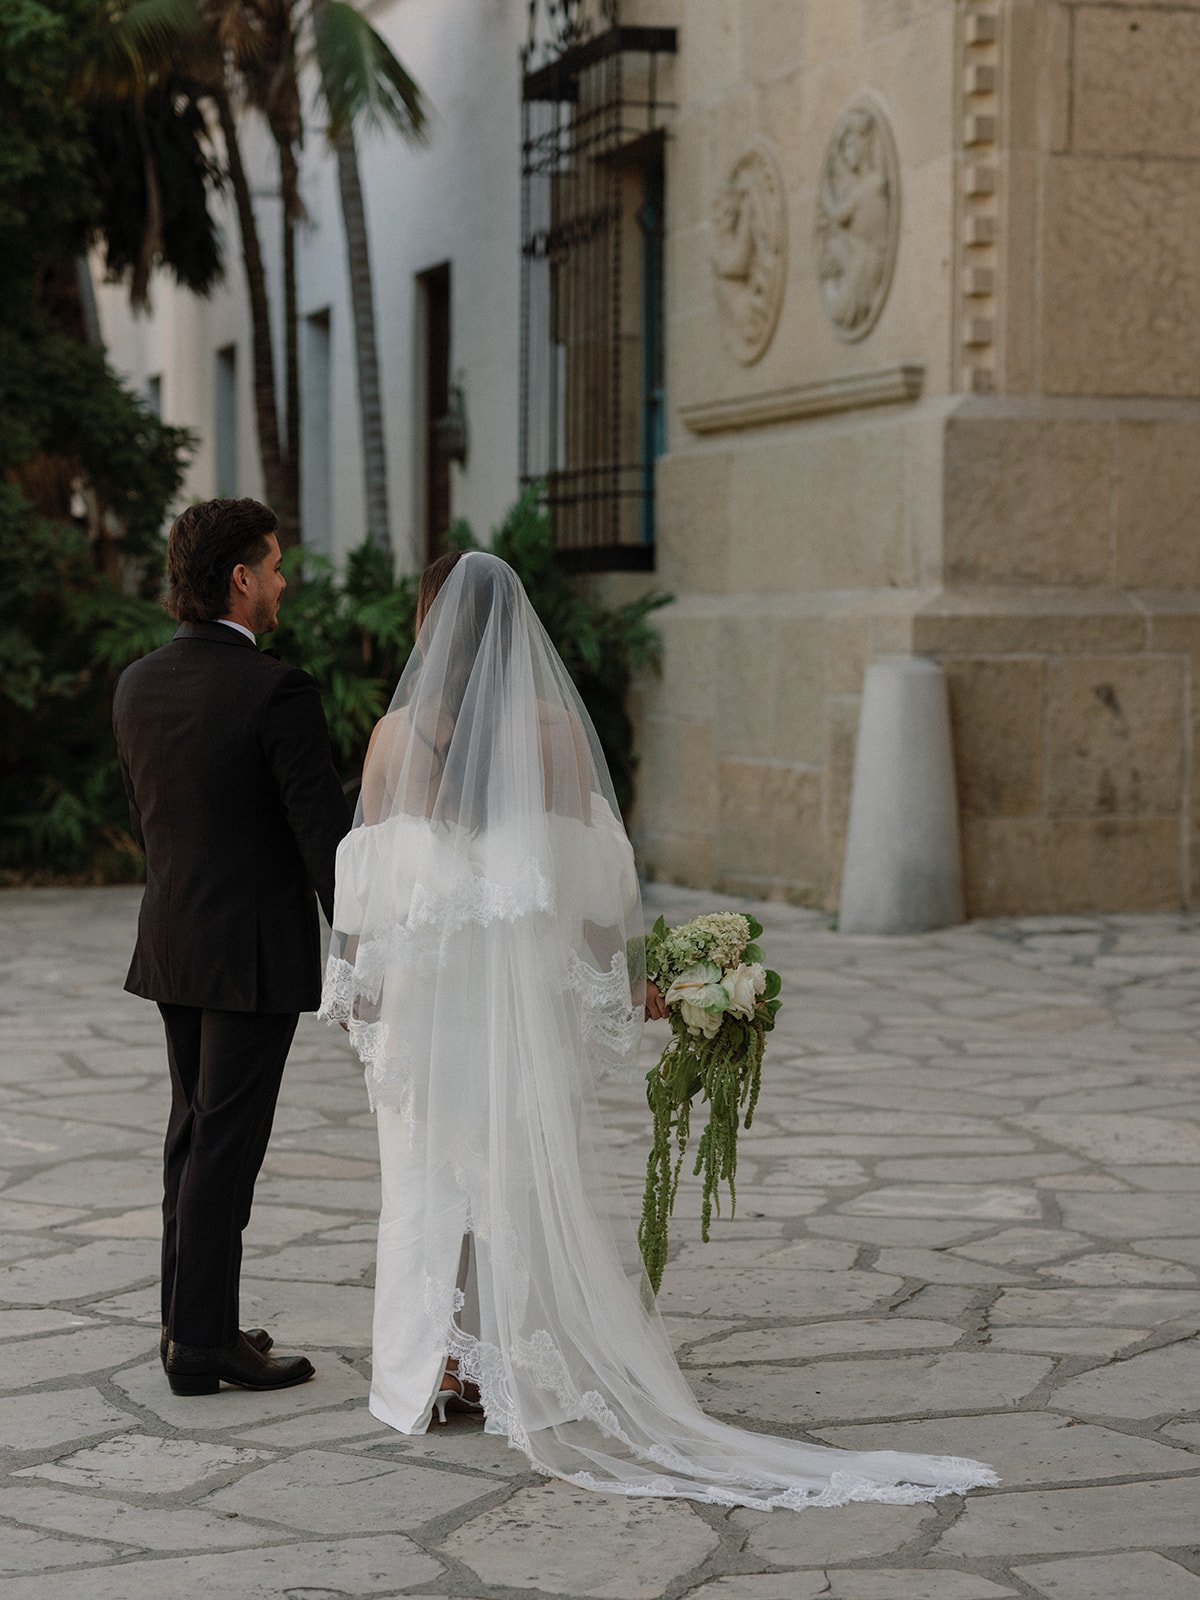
top-left (637, 914), bottom-right (781, 1294)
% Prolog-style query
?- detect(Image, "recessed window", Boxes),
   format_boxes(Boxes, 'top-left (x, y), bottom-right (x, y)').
top-left (418, 263), bottom-right (453, 565)
top-left (520, 17), bottom-right (676, 570)
top-left (214, 346), bottom-right (237, 498)
top-left (302, 310), bottom-right (332, 554)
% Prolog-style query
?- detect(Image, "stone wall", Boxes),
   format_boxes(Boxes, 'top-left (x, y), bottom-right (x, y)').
top-left (935, 0), bottom-right (1200, 912)
top-left (624, 0), bottom-right (1200, 915)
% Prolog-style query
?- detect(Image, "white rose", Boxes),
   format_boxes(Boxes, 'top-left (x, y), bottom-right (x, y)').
top-left (721, 962), bottom-right (760, 1019)
top-left (748, 962), bottom-right (767, 996)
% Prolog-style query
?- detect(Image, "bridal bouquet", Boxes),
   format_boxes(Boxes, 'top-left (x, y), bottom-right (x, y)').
top-left (637, 912), bottom-right (781, 1293)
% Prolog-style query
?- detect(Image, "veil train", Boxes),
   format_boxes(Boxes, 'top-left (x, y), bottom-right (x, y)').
top-left (320, 551), bottom-right (997, 1510)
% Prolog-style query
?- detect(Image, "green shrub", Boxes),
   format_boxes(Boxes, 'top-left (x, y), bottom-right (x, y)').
top-left (4, 489), bottom-right (669, 881)
top-left (0, 485), bottom-right (175, 883)
top-left (0, 0), bottom-right (193, 881)
top-left (265, 539), bottom-right (420, 785)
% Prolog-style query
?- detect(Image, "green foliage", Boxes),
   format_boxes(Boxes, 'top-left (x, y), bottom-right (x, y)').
top-left (452, 489), bottom-right (672, 813)
top-left (0, 0), bottom-right (191, 879)
top-left (87, 80), bottom-right (225, 301)
top-left (0, 0), bottom-right (93, 289)
top-left (4, 483), bottom-right (668, 879)
top-left (0, 486), bottom-right (176, 880)
top-left (637, 913), bottom-right (782, 1295)
top-left (638, 1012), bottom-right (766, 1297)
top-left (0, 322), bottom-right (192, 562)
top-left (313, 0), bottom-right (427, 142)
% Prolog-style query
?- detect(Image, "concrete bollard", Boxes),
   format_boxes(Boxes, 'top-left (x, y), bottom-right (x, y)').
top-left (838, 656), bottom-right (964, 935)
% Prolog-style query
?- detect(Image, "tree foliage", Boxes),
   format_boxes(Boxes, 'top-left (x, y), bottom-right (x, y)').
top-left (0, 0), bottom-right (192, 879)
top-left (87, 80), bottom-right (225, 304)
top-left (266, 541), bottom-right (420, 783)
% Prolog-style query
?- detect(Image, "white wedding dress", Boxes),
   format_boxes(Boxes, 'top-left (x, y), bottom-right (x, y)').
top-left (320, 552), bottom-right (997, 1511)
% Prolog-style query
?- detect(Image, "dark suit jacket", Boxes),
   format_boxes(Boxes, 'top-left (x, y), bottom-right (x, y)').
top-left (113, 621), bottom-right (350, 1013)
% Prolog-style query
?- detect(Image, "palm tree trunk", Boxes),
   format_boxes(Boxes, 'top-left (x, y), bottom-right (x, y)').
top-left (210, 84), bottom-right (290, 526)
top-left (278, 137), bottom-right (302, 547)
top-left (68, 262), bottom-right (122, 581)
top-left (34, 259), bottom-right (122, 580)
top-left (332, 122), bottom-right (391, 555)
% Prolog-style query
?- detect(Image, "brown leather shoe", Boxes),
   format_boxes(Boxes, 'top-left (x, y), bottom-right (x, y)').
top-left (160, 1325), bottom-right (271, 1370)
top-left (165, 1332), bottom-right (314, 1396)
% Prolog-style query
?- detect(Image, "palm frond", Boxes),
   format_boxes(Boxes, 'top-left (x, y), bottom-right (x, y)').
top-left (77, 0), bottom-right (209, 101)
top-left (349, 591), bottom-right (415, 646)
top-left (201, 0), bottom-right (275, 73)
top-left (81, 594), bottom-right (175, 668)
top-left (312, 0), bottom-right (427, 142)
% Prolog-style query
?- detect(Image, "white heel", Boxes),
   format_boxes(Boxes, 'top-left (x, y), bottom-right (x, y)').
top-left (433, 1366), bottom-right (464, 1425)
top-left (430, 1365), bottom-right (483, 1425)
top-left (432, 1385), bottom-right (455, 1425)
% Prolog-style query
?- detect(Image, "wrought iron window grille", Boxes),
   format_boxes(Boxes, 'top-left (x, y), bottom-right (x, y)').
top-left (520, 2), bottom-right (677, 571)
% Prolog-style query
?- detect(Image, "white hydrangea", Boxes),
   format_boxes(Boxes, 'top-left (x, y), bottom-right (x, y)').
top-left (655, 913), bottom-right (750, 984)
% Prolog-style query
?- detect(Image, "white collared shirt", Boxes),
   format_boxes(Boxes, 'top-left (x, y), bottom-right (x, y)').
top-left (217, 619), bottom-right (257, 645)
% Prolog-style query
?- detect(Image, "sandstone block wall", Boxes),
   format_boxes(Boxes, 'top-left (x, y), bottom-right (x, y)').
top-left (618, 0), bottom-right (1200, 915)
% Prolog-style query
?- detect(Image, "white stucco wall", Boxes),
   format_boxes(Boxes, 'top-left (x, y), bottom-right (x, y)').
top-left (94, 0), bottom-right (527, 572)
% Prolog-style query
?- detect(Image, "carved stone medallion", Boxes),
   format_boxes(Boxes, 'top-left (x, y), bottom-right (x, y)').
top-left (815, 95), bottom-right (900, 343)
top-left (710, 143), bottom-right (787, 366)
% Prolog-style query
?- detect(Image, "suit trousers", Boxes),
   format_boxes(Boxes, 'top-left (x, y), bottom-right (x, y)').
top-left (158, 1004), bottom-right (298, 1348)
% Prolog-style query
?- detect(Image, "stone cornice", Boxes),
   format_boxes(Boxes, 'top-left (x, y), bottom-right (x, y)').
top-left (679, 364), bottom-right (926, 434)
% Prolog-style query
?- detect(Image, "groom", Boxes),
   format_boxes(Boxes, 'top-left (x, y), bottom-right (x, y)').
top-left (113, 497), bottom-right (349, 1395)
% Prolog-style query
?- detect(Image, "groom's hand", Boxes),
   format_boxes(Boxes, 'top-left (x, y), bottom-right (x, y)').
top-left (644, 981), bottom-right (668, 1022)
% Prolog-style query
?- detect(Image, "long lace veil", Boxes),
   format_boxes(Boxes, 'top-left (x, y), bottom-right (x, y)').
top-left (320, 551), bottom-right (996, 1509)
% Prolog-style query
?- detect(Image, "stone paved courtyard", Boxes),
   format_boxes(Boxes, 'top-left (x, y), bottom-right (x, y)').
top-left (1, 885), bottom-right (1199, 1598)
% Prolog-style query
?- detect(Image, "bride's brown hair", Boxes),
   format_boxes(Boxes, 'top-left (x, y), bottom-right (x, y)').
top-left (416, 550), bottom-right (463, 632)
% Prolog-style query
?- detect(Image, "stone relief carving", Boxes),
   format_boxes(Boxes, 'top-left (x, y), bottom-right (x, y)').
top-left (815, 95), bottom-right (900, 343)
top-left (710, 143), bottom-right (787, 365)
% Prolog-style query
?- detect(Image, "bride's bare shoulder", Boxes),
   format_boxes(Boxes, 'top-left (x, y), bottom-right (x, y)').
top-left (360, 709), bottom-right (412, 825)
top-left (536, 699), bottom-right (581, 738)
top-left (365, 707), bottom-right (410, 767)
top-left (379, 705), bottom-right (411, 735)
top-left (535, 698), bottom-right (595, 820)
top-left (536, 698), bottom-right (590, 760)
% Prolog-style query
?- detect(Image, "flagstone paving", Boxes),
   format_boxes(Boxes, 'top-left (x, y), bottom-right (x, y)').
top-left (1, 883), bottom-right (1199, 1598)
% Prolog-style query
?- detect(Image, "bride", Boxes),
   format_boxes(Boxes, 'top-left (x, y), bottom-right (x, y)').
top-left (320, 549), bottom-right (996, 1510)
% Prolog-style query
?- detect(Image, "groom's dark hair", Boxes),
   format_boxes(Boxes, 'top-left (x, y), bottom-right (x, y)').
top-left (165, 498), bottom-right (278, 622)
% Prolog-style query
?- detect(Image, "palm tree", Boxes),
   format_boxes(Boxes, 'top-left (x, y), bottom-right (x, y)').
top-left (207, 0), bottom-right (426, 551)
top-left (201, 0), bottom-right (303, 542)
top-left (209, 73), bottom-right (295, 539)
top-left (81, 0), bottom-right (425, 553)
top-left (311, 0), bottom-right (426, 556)
top-left (74, 2), bottom-right (225, 310)
top-left (78, 0), bottom-right (296, 538)
top-left (61, 1), bottom-right (224, 578)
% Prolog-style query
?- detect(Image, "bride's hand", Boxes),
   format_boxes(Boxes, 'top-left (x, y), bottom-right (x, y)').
top-left (644, 980), bottom-right (668, 1022)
